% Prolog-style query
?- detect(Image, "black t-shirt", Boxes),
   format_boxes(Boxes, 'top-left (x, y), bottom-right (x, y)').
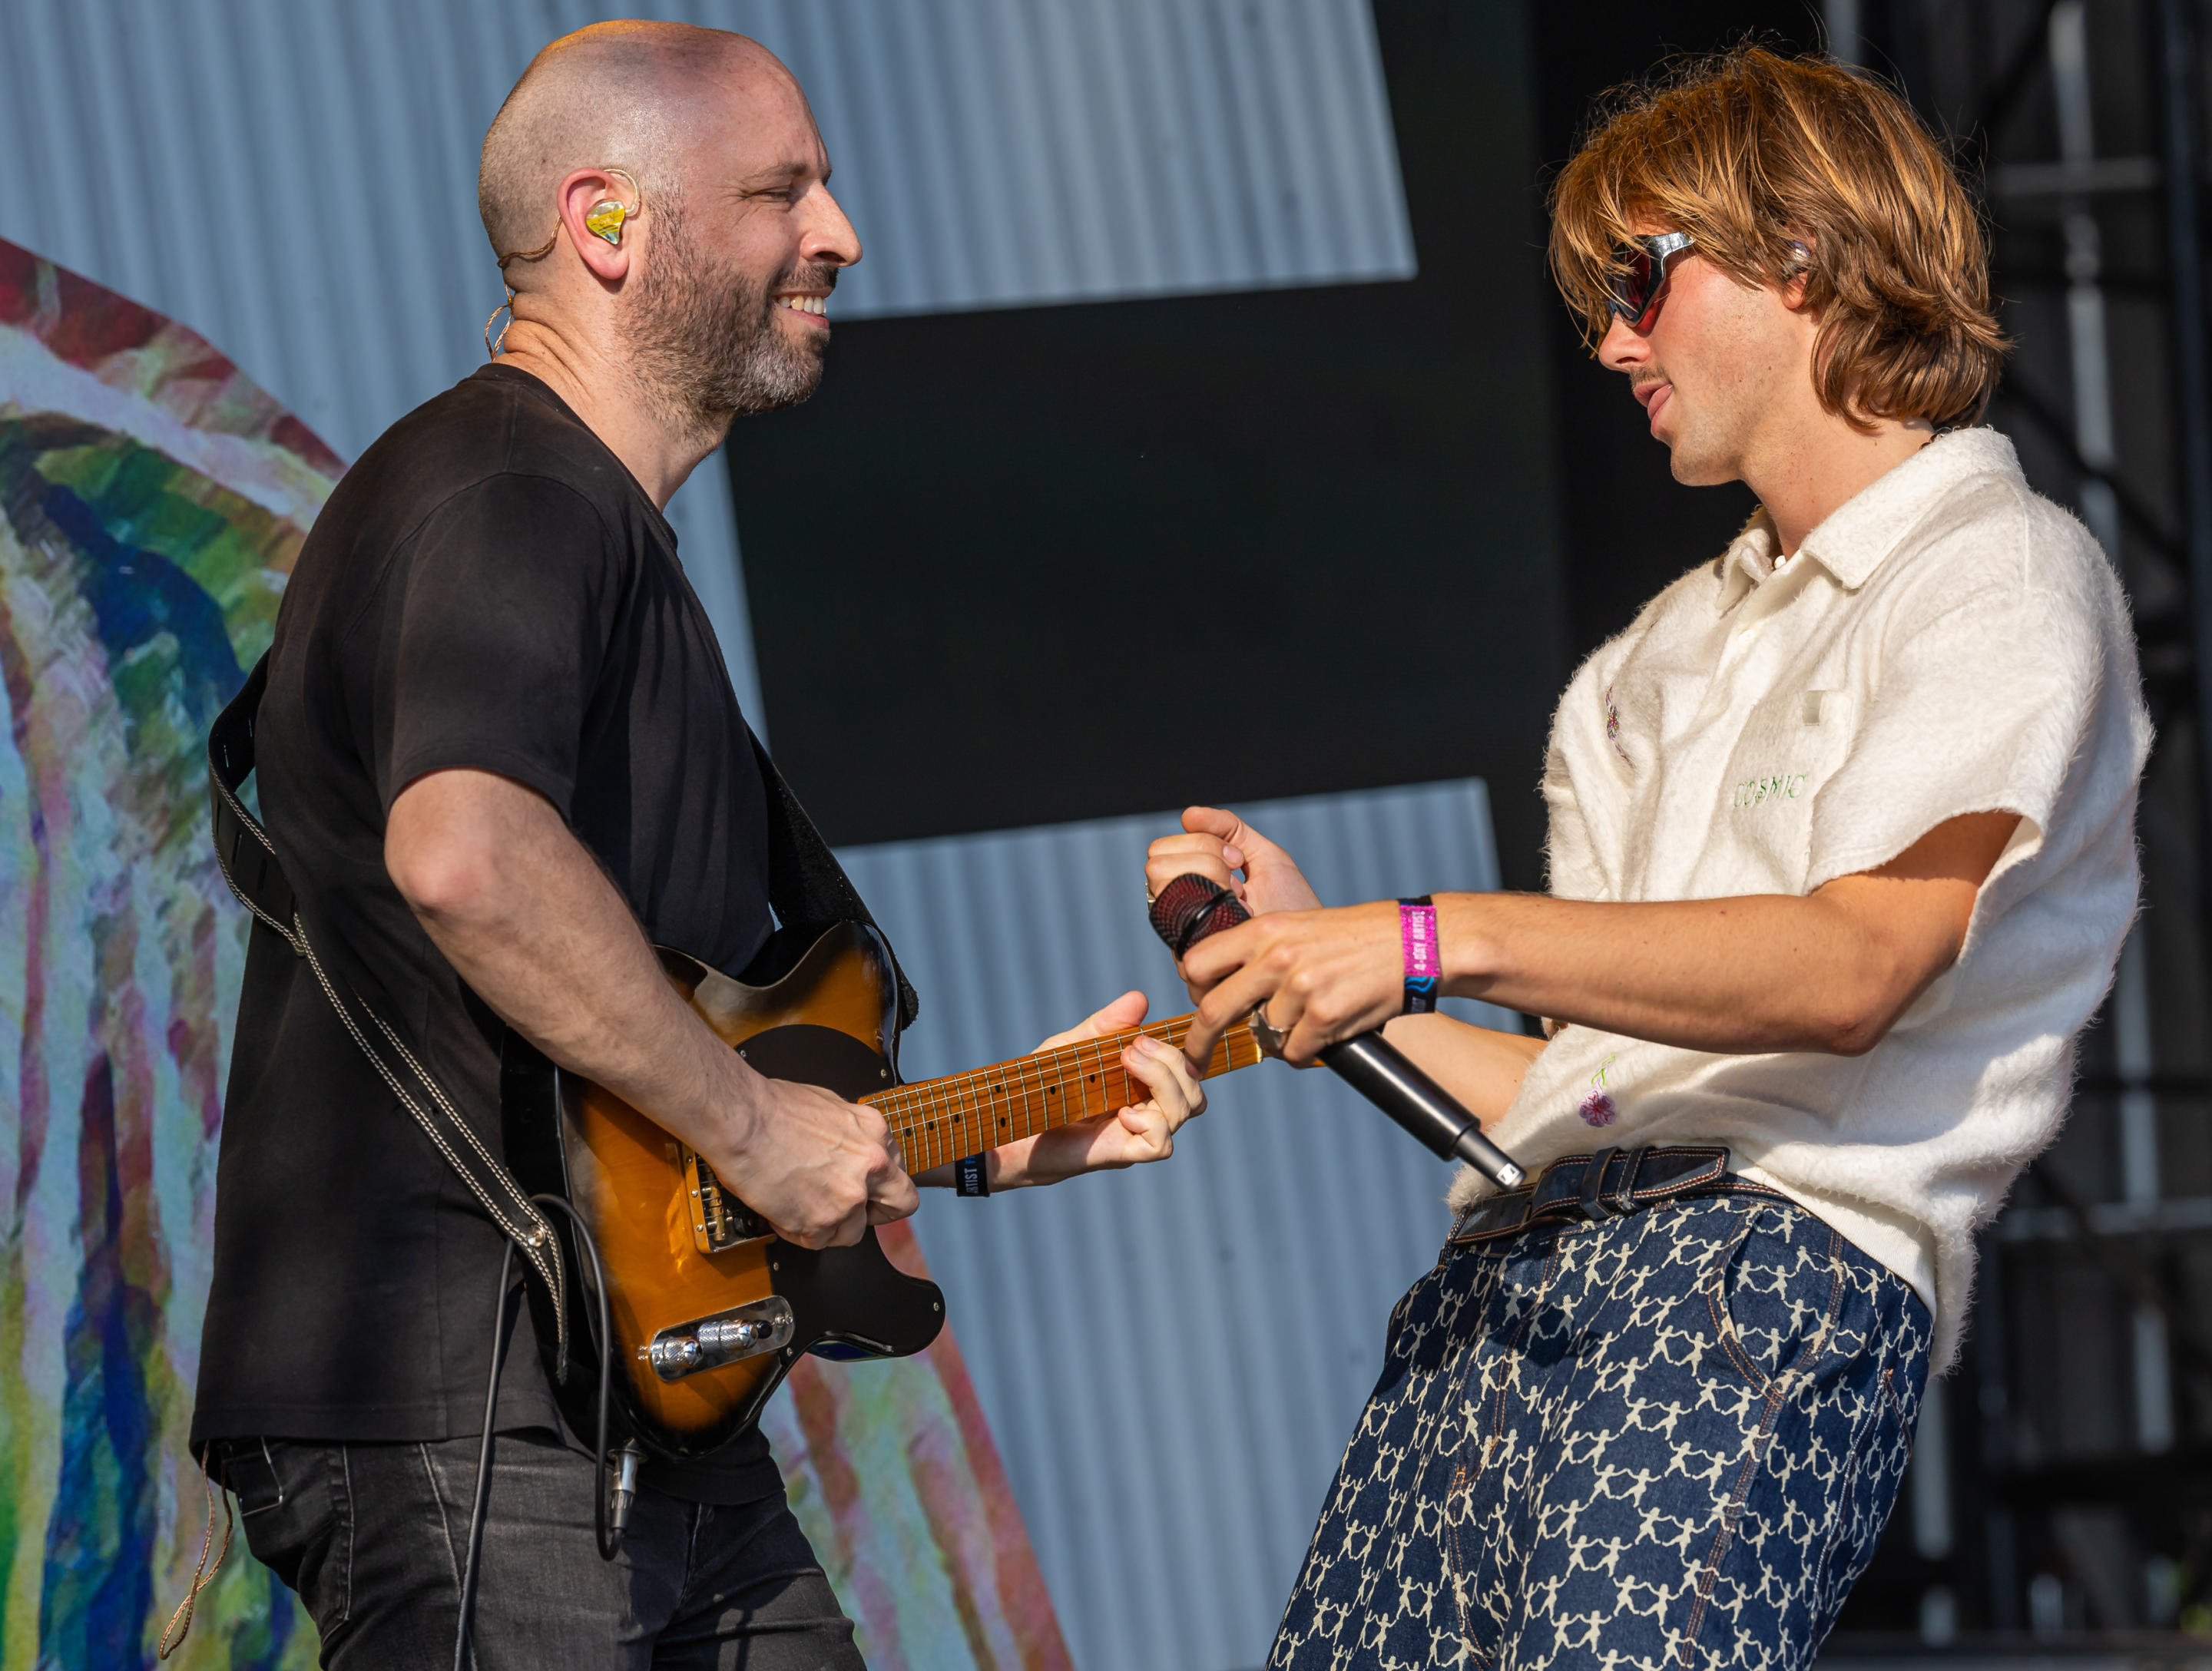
top-left (192, 366), bottom-right (780, 1501)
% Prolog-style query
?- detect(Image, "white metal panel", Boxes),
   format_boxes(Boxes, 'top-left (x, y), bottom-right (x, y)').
top-left (840, 779), bottom-right (1515, 1671)
top-left (0, 0), bottom-right (1412, 740)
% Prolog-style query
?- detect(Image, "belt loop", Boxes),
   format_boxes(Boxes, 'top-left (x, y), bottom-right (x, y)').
top-left (1609, 1146), bottom-right (1649, 1215)
top-left (1578, 1146), bottom-right (1618, 1222)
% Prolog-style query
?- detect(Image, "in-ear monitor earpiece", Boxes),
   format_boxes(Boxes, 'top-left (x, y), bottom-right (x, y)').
top-left (584, 167), bottom-right (642, 247)
top-left (486, 167), bottom-right (645, 359)
top-left (584, 200), bottom-right (628, 246)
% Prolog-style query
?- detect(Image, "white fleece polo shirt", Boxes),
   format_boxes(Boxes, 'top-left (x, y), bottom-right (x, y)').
top-left (1456, 428), bottom-right (2149, 1369)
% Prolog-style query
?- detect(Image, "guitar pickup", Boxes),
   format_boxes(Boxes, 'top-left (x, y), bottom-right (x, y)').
top-left (681, 1146), bottom-right (770, 1253)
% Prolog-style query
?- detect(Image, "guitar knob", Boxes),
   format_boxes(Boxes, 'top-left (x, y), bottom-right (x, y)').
top-left (699, 1319), bottom-right (767, 1353)
top-left (647, 1335), bottom-right (704, 1377)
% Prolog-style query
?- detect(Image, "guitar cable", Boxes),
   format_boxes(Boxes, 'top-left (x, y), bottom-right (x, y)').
top-left (453, 1193), bottom-right (622, 1671)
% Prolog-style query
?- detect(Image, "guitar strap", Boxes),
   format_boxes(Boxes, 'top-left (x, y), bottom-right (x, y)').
top-left (743, 725), bottom-right (920, 1034)
top-left (205, 656), bottom-right (916, 1369)
top-left (207, 654), bottom-right (571, 1357)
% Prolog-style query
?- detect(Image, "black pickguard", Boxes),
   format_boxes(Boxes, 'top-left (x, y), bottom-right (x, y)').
top-left (498, 930), bottom-right (945, 1461)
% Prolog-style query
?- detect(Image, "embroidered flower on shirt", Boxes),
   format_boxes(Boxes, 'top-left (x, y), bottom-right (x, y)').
top-left (1603, 684), bottom-right (1632, 768)
top-left (1578, 1054), bottom-right (1620, 1127)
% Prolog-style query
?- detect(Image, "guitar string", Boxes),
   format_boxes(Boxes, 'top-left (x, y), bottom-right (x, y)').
top-left (877, 1018), bottom-right (1175, 1140)
top-left (982, 1058), bottom-right (1011, 1150)
top-left (926, 1062), bottom-right (958, 1173)
top-left (688, 1011), bottom-right (1252, 1184)
top-left (869, 1011), bottom-right (1251, 1164)
top-left (952, 1064), bottom-right (981, 1166)
top-left (1017, 1039), bottom-right (1048, 1150)
top-left (875, 1013), bottom-right (1224, 1143)
top-left (909, 1067), bottom-right (939, 1173)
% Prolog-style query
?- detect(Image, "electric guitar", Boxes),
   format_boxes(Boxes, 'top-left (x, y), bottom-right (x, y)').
top-left (501, 922), bottom-right (1263, 1458)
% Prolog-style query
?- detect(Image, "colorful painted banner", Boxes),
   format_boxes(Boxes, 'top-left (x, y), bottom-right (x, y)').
top-left (0, 238), bottom-right (1068, 1671)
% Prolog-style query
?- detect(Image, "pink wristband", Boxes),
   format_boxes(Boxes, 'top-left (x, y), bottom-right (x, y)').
top-left (1399, 896), bottom-right (1439, 1014)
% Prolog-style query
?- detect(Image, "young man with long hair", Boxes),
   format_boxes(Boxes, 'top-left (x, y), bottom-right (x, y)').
top-left (1152, 48), bottom-right (2147, 1669)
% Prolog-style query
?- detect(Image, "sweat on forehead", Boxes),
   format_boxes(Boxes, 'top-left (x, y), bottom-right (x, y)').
top-left (477, 20), bottom-right (789, 256)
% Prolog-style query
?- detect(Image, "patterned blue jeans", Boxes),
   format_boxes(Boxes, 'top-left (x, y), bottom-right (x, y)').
top-left (1272, 1193), bottom-right (1930, 1671)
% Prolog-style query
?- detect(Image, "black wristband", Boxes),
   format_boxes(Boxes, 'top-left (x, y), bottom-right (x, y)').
top-left (955, 1154), bottom-right (990, 1197)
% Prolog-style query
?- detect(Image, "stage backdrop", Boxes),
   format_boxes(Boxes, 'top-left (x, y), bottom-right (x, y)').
top-left (0, 238), bottom-right (1068, 1670)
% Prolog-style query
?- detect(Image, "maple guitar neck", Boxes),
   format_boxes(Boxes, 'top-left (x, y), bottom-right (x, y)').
top-left (860, 1014), bottom-right (1262, 1175)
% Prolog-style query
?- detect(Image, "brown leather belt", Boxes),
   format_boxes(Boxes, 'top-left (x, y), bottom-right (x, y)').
top-left (1446, 1143), bottom-right (1786, 1246)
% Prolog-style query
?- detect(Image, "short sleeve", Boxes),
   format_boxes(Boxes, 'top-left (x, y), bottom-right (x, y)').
top-left (364, 475), bottom-right (622, 816)
top-left (1541, 646), bottom-right (1628, 902)
top-left (1542, 734), bottom-right (1612, 902)
top-left (1806, 576), bottom-right (2093, 889)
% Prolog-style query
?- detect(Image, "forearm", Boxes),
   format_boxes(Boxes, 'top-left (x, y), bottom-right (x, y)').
top-left (912, 1125), bottom-right (1173, 1192)
top-left (1436, 886), bottom-right (1922, 1055)
top-left (389, 772), bottom-right (763, 1154)
top-left (1170, 809), bottom-right (2009, 1070)
top-left (1378, 1012), bottom-right (1548, 1126)
top-left (910, 1138), bottom-right (1051, 1193)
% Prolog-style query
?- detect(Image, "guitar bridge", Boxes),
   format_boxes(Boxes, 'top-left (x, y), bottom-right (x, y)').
top-left (682, 1146), bottom-right (770, 1253)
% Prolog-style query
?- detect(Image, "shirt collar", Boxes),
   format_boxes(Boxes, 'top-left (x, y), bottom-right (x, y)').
top-left (1715, 512), bottom-right (1782, 610)
top-left (1712, 427), bottom-right (2023, 612)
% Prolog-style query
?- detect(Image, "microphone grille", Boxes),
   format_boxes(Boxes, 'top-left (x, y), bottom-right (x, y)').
top-left (1147, 874), bottom-right (1251, 958)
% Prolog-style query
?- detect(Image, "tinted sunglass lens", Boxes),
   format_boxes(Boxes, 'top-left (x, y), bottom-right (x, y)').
top-left (1610, 250), bottom-right (1654, 321)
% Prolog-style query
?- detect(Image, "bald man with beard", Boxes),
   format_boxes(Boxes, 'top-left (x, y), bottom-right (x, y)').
top-left (187, 23), bottom-right (1204, 1667)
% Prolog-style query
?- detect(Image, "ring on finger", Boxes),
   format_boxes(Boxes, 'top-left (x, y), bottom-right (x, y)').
top-left (1248, 1002), bottom-right (1288, 1057)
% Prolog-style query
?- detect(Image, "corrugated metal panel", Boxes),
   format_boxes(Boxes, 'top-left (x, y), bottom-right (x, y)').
top-left (0, 0), bottom-right (1412, 737)
top-left (839, 779), bottom-right (1512, 1671)
top-left (763, 0), bottom-right (1417, 316)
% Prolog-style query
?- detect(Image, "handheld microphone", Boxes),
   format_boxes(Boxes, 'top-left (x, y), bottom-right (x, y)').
top-left (1148, 875), bottom-right (1525, 1190)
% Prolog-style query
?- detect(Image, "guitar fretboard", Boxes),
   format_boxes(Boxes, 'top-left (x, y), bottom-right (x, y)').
top-left (861, 1014), bottom-right (1260, 1175)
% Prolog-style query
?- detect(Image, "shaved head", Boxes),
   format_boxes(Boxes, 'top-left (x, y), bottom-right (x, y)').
top-left (479, 20), bottom-right (859, 452)
top-left (478, 20), bottom-right (780, 260)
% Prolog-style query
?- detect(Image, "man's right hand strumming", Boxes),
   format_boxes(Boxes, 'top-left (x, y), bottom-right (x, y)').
top-left (704, 1069), bottom-right (916, 1249)
top-left (386, 764), bottom-right (916, 1249)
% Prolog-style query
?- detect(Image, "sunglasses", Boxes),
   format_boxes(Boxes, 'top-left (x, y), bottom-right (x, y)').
top-left (1608, 231), bottom-right (1697, 330)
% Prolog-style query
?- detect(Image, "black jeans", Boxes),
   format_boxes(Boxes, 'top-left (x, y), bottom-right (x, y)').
top-left (210, 1430), bottom-right (863, 1669)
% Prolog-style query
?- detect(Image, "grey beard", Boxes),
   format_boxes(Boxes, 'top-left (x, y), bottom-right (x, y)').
top-left (625, 208), bottom-right (824, 434)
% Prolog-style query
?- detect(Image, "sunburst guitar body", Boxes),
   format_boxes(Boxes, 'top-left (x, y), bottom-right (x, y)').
top-left (500, 922), bottom-right (1260, 1459)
